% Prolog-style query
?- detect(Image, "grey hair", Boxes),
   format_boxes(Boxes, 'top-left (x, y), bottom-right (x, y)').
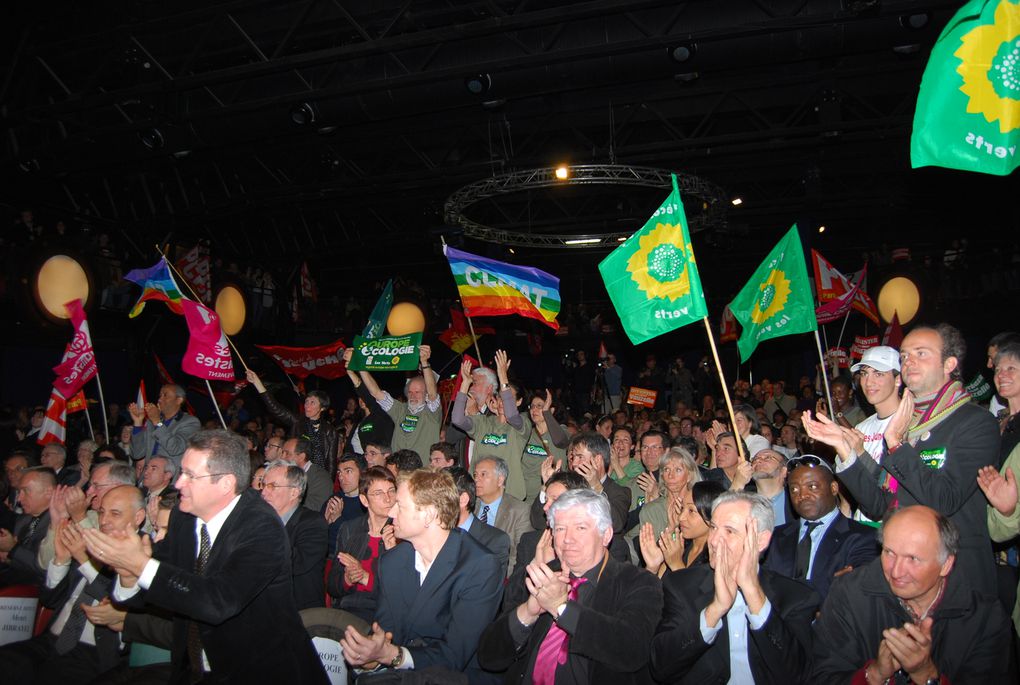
top-left (265, 459), bottom-right (307, 497)
top-left (103, 461), bottom-right (138, 487)
top-left (77, 440), bottom-right (99, 454)
top-left (547, 488), bottom-right (613, 537)
top-left (659, 447), bottom-right (702, 488)
top-left (474, 456), bottom-right (509, 484)
top-left (148, 455), bottom-right (180, 482)
top-left (163, 384), bottom-right (187, 401)
top-left (472, 367), bottom-right (498, 390)
top-left (711, 491), bottom-right (775, 533)
top-left (994, 341), bottom-right (1020, 368)
top-left (879, 506), bottom-right (960, 564)
top-left (42, 443), bottom-right (67, 461)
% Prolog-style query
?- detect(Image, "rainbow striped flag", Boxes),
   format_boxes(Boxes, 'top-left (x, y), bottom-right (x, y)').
top-left (124, 258), bottom-right (185, 318)
top-left (444, 246), bottom-right (561, 330)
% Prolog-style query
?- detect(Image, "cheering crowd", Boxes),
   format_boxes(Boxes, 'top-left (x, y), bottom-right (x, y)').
top-left (1, 325), bottom-right (1019, 684)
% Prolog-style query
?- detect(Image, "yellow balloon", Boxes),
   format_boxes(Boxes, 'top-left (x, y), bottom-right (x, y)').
top-left (386, 302), bottom-right (425, 336)
top-left (215, 286), bottom-right (247, 335)
top-left (37, 255), bottom-right (90, 319)
top-left (877, 276), bottom-right (921, 325)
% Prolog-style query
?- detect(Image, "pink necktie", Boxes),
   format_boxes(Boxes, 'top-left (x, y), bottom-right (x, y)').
top-left (532, 576), bottom-right (588, 685)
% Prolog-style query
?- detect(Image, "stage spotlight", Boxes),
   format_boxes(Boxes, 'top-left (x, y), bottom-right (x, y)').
top-left (669, 43), bottom-right (697, 63)
top-left (465, 73), bottom-right (492, 95)
top-left (215, 285), bottom-right (247, 336)
top-left (731, 197), bottom-right (743, 206)
top-left (878, 276), bottom-right (921, 325)
top-left (139, 128), bottom-right (165, 150)
top-left (555, 165), bottom-right (570, 180)
top-left (35, 255), bottom-right (90, 320)
top-left (290, 102), bottom-right (317, 126)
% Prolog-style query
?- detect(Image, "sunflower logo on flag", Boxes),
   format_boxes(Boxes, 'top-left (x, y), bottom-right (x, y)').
top-left (750, 269), bottom-right (792, 324)
top-left (955, 0), bottom-right (1020, 134)
top-left (627, 223), bottom-right (693, 301)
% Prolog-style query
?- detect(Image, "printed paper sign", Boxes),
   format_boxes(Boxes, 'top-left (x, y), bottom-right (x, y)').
top-left (627, 387), bottom-right (658, 408)
top-left (347, 333), bottom-right (422, 372)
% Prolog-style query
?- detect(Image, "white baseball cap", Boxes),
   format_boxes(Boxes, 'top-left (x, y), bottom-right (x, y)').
top-left (850, 345), bottom-right (901, 374)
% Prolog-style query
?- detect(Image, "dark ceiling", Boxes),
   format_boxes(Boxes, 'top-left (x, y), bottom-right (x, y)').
top-left (2, 0), bottom-right (1015, 303)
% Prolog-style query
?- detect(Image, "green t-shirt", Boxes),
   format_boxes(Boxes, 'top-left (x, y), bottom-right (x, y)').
top-left (387, 400), bottom-right (442, 457)
top-left (469, 413), bottom-right (532, 501)
top-left (521, 426), bottom-right (566, 502)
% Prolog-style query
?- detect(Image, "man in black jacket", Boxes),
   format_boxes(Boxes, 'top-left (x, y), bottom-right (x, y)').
top-left (651, 491), bottom-right (818, 684)
top-left (478, 488), bottom-right (662, 684)
top-left (811, 506), bottom-right (1011, 683)
top-left (80, 429), bottom-right (328, 685)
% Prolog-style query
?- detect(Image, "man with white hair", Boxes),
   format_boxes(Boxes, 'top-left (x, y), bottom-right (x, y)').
top-left (357, 345), bottom-right (442, 457)
top-left (478, 489), bottom-right (663, 683)
top-left (650, 491), bottom-right (818, 683)
top-left (129, 384), bottom-right (200, 465)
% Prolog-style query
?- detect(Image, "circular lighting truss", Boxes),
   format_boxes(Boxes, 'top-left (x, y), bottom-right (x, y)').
top-left (444, 164), bottom-right (728, 249)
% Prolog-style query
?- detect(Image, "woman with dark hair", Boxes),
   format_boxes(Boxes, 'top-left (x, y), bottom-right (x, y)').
top-left (732, 403), bottom-right (770, 457)
top-left (640, 479), bottom-right (725, 576)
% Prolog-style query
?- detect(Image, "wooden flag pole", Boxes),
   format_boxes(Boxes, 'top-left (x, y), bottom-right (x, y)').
top-left (93, 374), bottom-right (110, 442)
top-left (82, 398), bottom-right (96, 441)
top-left (701, 316), bottom-right (746, 462)
top-left (206, 379), bottom-right (228, 429)
top-left (464, 314), bottom-right (485, 365)
top-left (813, 329), bottom-right (836, 421)
top-left (154, 245), bottom-right (251, 374)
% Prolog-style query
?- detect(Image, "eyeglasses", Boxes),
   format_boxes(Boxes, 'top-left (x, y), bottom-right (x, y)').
top-left (178, 471), bottom-right (231, 482)
top-left (87, 481), bottom-right (117, 490)
top-left (262, 482), bottom-right (298, 492)
top-left (366, 488), bottom-right (397, 499)
top-left (787, 455), bottom-right (833, 473)
top-left (266, 443), bottom-right (283, 450)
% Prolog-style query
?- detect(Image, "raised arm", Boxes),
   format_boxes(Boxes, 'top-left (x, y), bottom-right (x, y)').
top-left (420, 345), bottom-right (438, 402)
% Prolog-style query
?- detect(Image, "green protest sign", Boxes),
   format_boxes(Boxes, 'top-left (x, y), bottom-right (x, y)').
top-left (347, 332), bottom-right (422, 372)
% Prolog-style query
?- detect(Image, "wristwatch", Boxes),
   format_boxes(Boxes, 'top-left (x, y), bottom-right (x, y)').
top-left (388, 648), bottom-right (404, 668)
top-left (836, 411), bottom-right (844, 419)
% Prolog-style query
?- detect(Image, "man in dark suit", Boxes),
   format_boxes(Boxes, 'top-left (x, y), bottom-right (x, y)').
top-left (478, 488), bottom-right (663, 684)
top-left (448, 466), bottom-right (511, 578)
top-left (651, 491), bottom-right (819, 684)
top-left (81, 429), bottom-right (328, 685)
top-left (0, 466), bottom-right (54, 587)
top-left (284, 437), bottom-right (332, 513)
top-left (339, 469), bottom-right (503, 683)
top-left (261, 459), bottom-right (328, 610)
top-left (473, 456), bottom-right (533, 575)
top-left (565, 432), bottom-right (631, 534)
top-left (0, 484), bottom-right (144, 682)
top-left (764, 456), bottom-right (878, 601)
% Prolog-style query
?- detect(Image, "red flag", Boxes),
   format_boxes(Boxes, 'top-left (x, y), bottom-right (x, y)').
top-left (439, 308), bottom-right (492, 354)
top-left (52, 299), bottom-right (98, 397)
top-left (815, 266), bottom-right (866, 324)
top-left (136, 379), bottom-right (147, 408)
top-left (176, 243), bottom-right (212, 303)
top-left (598, 341), bottom-right (609, 359)
top-left (463, 352), bottom-right (480, 370)
top-left (719, 305), bottom-right (738, 343)
top-left (38, 387), bottom-right (66, 446)
top-left (300, 262), bottom-right (317, 302)
top-left (212, 379), bottom-right (249, 409)
top-left (181, 300), bottom-right (235, 381)
top-left (65, 390), bottom-right (88, 414)
top-left (850, 334), bottom-right (880, 361)
top-left (882, 312), bottom-right (904, 348)
top-left (811, 251), bottom-right (880, 325)
top-left (256, 340), bottom-right (347, 379)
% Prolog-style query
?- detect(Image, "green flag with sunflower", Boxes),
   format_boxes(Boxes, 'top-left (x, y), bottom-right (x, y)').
top-left (729, 225), bottom-right (817, 362)
top-left (599, 174), bottom-right (708, 345)
top-left (911, 0), bottom-right (1020, 175)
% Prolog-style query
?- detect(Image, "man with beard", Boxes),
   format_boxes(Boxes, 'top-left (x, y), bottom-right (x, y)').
top-left (748, 449), bottom-right (792, 527)
top-left (358, 346), bottom-right (442, 459)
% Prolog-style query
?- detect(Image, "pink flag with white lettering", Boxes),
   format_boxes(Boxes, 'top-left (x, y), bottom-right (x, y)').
top-left (181, 299), bottom-right (235, 381)
top-left (52, 299), bottom-right (98, 397)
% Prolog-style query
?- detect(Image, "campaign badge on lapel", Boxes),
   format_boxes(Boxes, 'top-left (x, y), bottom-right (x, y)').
top-left (919, 447), bottom-right (947, 470)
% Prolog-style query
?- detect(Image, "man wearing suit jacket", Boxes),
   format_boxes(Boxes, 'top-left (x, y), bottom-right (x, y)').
top-left (478, 488), bottom-right (663, 684)
top-left (651, 491), bottom-right (819, 684)
top-left (565, 432), bottom-right (631, 534)
top-left (0, 484), bottom-right (144, 682)
top-left (340, 469), bottom-right (503, 683)
top-left (448, 466), bottom-right (511, 578)
top-left (83, 429), bottom-right (328, 685)
top-left (283, 437), bottom-right (332, 513)
top-left (764, 456), bottom-right (878, 601)
top-left (0, 466), bottom-right (53, 587)
top-left (128, 384), bottom-right (201, 466)
top-left (473, 456), bottom-right (533, 575)
top-left (261, 460), bottom-right (328, 610)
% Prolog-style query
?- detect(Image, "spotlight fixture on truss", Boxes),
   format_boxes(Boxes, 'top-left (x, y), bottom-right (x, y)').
top-left (444, 164), bottom-right (728, 249)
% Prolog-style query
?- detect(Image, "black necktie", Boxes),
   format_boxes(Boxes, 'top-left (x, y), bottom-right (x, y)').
top-left (187, 524), bottom-right (211, 679)
top-left (479, 505), bottom-right (490, 524)
top-left (794, 521), bottom-right (822, 579)
top-left (54, 573), bottom-right (112, 654)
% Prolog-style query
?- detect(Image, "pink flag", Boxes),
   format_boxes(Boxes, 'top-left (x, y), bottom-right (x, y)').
top-left (181, 299), bottom-right (235, 381)
top-left (52, 299), bottom-right (98, 397)
top-left (814, 267), bottom-right (865, 324)
top-left (176, 243), bottom-right (211, 303)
